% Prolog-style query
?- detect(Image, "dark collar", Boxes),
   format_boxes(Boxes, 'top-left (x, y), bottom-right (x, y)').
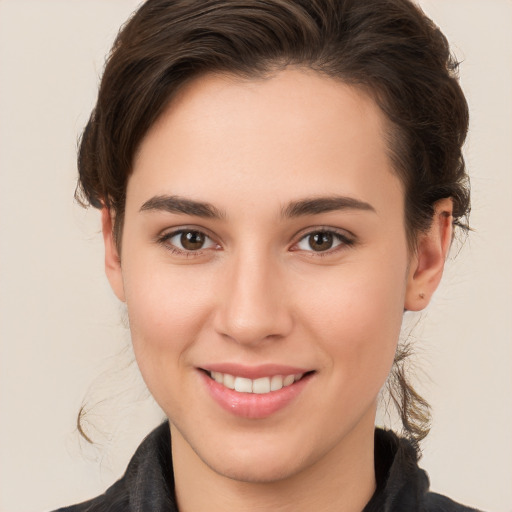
top-left (55, 422), bottom-right (481, 512)
top-left (363, 428), bottom-right (429, 511)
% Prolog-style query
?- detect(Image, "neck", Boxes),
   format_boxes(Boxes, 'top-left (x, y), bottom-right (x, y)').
top-left (170, 414), bottom-right (377, 512)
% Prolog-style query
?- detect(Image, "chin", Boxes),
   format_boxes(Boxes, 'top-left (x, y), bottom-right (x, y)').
top-left (204, 451), bottom-right (307, 484)
top-left (176, 422), bottom-right (315, 484)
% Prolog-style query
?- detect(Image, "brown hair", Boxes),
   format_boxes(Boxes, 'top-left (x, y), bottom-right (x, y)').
top-left (76, 0), bottom-right (470, 447)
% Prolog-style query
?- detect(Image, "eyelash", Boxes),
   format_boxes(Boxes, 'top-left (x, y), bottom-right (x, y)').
top-left (157, 227), bottom-right (355, 258)
top-left (157, 229), bottom-right (219, 258)
top-left (292, 228), bottom-right (355, 257)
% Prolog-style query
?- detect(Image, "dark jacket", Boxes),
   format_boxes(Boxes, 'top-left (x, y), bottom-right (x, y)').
top-left (53, 422), bottom-right (481, 512)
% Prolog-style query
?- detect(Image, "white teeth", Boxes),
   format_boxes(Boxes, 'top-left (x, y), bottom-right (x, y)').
top-left (234, 376), bottom-right (253, 393)
top-left (283, 374), bottom-right (295, 386)
top-left (223, 373), bottom-right (235, 390)
top-left (270, 375), bottom-right (283, 391)
top-left (209, 371), bottom-right (305, 394)
top-left (252, 377), bottom-right (271, 394)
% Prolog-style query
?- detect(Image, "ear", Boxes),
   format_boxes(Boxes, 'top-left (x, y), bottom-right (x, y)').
top-left (404, 198), bottom-right (453, 311)
top-left (101, 207), bottom-right (126, 302)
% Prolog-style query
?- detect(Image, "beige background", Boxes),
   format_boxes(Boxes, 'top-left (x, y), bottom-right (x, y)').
top-left (0, 1), bottom-right (511, 511)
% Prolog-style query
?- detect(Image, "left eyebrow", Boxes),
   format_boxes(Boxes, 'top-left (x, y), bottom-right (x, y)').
top-left (282, 196), bottom-right (376, 218)
top-left (139, 195), bottom-right (226, 219)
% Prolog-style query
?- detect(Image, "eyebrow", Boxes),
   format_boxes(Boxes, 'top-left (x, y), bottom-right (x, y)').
top-left (139, 195), bottom-right (226, 219)
top-left (139, 194), bottom-right (375, 220)
top-left (282, 196), bottom-right (376, 218)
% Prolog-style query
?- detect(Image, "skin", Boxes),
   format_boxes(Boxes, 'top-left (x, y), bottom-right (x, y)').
top-left (102, 68), bottom-right (453, 512)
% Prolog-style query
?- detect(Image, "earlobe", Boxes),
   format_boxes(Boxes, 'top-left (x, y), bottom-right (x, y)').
top-left (101, 207), bottom-right (126, 302)
top-left (404, 198), bottom-right (453, 312)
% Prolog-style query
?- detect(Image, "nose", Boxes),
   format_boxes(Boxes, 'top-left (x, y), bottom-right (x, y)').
top-left (213, 250), bottom-right (293, 346)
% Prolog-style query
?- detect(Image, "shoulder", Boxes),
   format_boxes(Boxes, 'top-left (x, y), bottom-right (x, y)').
top-left (425, 492), bottom-right (483, 512)
top-left (50, 477), bottom-right (129, 512)
top-left (370, 429), bottom-right (484, 512)
top-left (50, 422), bottom-right (176, 512)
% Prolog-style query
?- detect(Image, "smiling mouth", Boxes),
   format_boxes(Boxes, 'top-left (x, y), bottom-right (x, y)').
top-left (205, 370), bottom-right (311, 394)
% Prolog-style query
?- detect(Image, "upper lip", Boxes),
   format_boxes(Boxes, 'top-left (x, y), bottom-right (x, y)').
top-left (200, 363), bottom-right (312, 380)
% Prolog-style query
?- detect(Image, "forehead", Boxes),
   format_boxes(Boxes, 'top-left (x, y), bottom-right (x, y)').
top-left (129, 68), bottom-right (403, 216)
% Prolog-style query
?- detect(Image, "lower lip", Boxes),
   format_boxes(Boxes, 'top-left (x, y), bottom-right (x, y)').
top-left (200, 371), bottom-right (312, 419)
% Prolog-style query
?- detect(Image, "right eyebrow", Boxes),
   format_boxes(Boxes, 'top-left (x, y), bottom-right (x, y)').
top-left (139, 195), bottom-right (226, 219)
top-left (281, 195), bottom-right (376, 218)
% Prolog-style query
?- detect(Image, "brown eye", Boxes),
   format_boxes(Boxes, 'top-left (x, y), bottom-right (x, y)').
top-left (163, 229), bottom-right (217, 253)
top-left (308, 232), bottom-right (334, 251)
top-left (180, 231), bottom-right (205, 250)
top-left (295, 230), bottom-right (351, 253)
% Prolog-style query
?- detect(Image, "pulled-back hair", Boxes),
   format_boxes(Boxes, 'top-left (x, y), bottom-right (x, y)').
top-left (77, 0), bottom-right (470, 447)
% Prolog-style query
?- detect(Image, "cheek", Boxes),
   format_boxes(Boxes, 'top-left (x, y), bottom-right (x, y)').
top-left (121, 257), bottom-right (216, 376)
top-left (300, 248), bottom-right (408, 390)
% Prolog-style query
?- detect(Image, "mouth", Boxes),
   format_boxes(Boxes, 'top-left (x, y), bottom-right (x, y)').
top-left (205, 370), bottom-right (309, 394)
top-left (198, 364), bottom-right (315, 418)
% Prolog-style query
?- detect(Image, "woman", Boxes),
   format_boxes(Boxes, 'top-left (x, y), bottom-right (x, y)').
top-left (52, 0), bottom-right (479, 510)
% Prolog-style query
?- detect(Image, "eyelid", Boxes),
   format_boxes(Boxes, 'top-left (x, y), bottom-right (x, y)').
top-left (289, 226), bottom-right (356, 254)
top-left (156, 226), bottom-right (221, 255)
top-left (292, 224), bottom-right (356, 240)
top-left (156, 224), bottom-right (219, 242)
top-left (155, 225), bottom-right (355, 257)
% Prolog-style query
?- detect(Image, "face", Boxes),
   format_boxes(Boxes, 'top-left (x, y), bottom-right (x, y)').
top-left (103, 68), bottom-right (450, 483)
